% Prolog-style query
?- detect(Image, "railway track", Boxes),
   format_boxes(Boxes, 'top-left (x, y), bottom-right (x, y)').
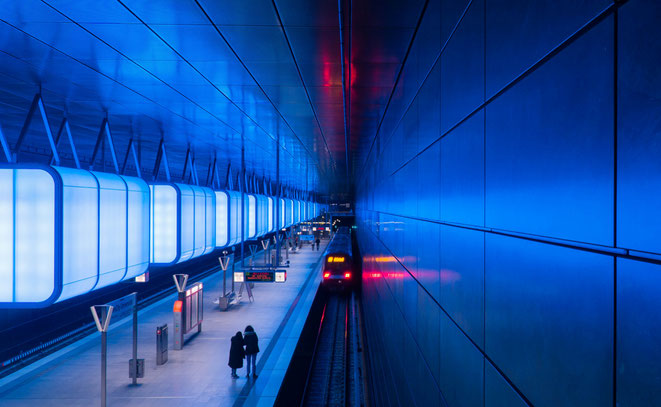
top-left (301, 292), bottom-right (365, 407)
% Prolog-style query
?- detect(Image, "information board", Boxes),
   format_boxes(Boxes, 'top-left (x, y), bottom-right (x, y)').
top-left (245, 271), bottom-right (275, 282)
top-left (240, 270), bottom-right (287, 283)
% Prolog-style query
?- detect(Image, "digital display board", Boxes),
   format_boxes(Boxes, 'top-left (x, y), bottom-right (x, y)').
top-left (245, 271), bottom-right (275, 282)
top-left (237, 270), bottom-right (287, 283)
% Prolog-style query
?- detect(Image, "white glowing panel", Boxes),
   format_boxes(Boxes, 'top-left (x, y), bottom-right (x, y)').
top-left (285, 199), bottom-right (293, 227)
top-left (94, 172), bottom-right (127, 288)
top-left (57, 167), bottom-right (98, 300)
top-left (125, 177), bottom-right (149, 279)
top-left (150, 184), bottom-right (177, 264)
top-left (280, 198), bottom-right (285, 228)
top-left (203, 188), bottom-right (215, 254)
top-left (0, 170), bottom-right (14, 301)
top-left (15, 170), bottom-right (55, 302)
top-left (268, 197), bottom-right (274, 232)
top-left (1, 166), bottom-right (152, 308)
top-left (191, 186), bottom-right (206, 258)
top-left (296, 200), bottom-right (301, 223)
top-left (15, 169), bottom-right (55, 303)
top-left (228, 191), bottom-right (241, 245)
top-left (215, 191), bottom-right (229, 247)
top-left (248, 194), bottom-right (256, 239)
top-left (179, 184), bottom-right (195, 262)
top-left (257, 195), bottom-right (268, 237)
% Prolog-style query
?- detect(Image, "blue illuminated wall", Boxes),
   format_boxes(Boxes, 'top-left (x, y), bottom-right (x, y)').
top-left (354, 1), bottom-right (661, 406)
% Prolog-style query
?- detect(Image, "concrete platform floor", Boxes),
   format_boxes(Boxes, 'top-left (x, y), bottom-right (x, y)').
top-left (0, 239), bottom-right (328, 407)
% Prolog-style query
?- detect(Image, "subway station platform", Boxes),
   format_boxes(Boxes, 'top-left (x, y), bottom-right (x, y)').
top-left (0, 240), bottom-right (328, 407)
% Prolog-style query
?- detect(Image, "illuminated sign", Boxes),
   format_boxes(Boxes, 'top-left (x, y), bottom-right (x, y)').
top-left (327, 256), bottom-right (346, 263)
top-left (245, 271), bottom-right (275, 282)
top-left (135, 272), bottom-right (149, 283)
top-left (275, 271), bottom-right (286, 282)
top-left (235, 270), bottom-right (287, 283)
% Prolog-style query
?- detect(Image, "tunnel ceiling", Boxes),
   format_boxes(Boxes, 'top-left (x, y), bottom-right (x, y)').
top-left (0, 0), bottom-right (425, 194)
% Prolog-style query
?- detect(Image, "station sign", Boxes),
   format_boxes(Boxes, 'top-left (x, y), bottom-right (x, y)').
top-left (107, 292), bottom-right (137, 322)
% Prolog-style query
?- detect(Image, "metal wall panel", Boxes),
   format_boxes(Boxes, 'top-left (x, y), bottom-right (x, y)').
top-left (440, 312), bottom-right (484, 407)
top-left (485, 234), bottom-right (613, 407)
top-left (485, 0), bottom-right (610, 97)
top-left (616, 0), bottom-right (661, 255)
top-left (616, 258), bottom-right (661, 406)
top-left (416, 61), bottom-right (441, 154)
top-left (416, 220), bottom-right (440, 302)
top-left (440, 111), bottom-right (484, 226)
top-left (484, 362), bottom-right (527, 407)
top-left (440, 0), bottom-right (484, 135)
top-left (440, 226), bottom-right (484, 347)
top-left (354, 1), bottom-right (661, 406)
top-left (417, 286), bottom-right (440, 385)
top-left (485, 18), bottom-right (613, 245)
top-left (416, 141), bottom-right (441, 221)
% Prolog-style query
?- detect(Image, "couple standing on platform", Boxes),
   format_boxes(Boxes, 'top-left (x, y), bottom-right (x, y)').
top-left (229, 325), bottom-right (260, 379)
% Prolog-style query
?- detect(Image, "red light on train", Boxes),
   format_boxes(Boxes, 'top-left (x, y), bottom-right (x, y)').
top-left (344, 272), bottom-right (351, 279)
top-left (323, 272), bottom-right (330, 278)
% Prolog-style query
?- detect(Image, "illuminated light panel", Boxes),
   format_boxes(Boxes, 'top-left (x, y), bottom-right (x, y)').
top-left (275, 271), bottom-right (286, 282)
top-left (204, 189), bottom-right (216, 254)
top-left (94, 172), bottom-right (128, 289)
top-left (57, 167), bottom-right (98, 299)
top-left (344, 272), bottom-right (352, 279)
top-left (1, 166), bottom-right (150, 308)
top-left (234, 272), bottom-right (245, 283)
top-left (150, 185), bottom-right (177, 264)
top-left (0, 170), bottom-right (14, 301)
top-left (247, 195), bottom-right (256, 238)
top-left (255, 195), bottom-right (268, 237)
top-left (179, 184), bottom-right (195, 262)
top-left (323, 272), bottom-right (331, 278)
top-left (268, 197), bottom-right (274, 232)
top-left (151, 183), bottom-right (216, 265)
top-left (14, 169), bottom-right (55, 302)
top-left (191, 186), bottom-right (207, 258)
top-left (228, 191), bottom-right (241, 245)
top-left (125, 177), bottom-right (150, 280)
top-left (215, 191), bottom-right (229, 247)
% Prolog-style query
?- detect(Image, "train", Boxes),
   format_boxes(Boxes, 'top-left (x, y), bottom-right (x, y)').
top-left (321, 226), bottom-right (355, 290)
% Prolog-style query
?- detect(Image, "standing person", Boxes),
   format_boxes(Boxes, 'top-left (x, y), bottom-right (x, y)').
top-left (228, 331), bottom-right (245, 379)
top-left (244, 325), bottom-right (260, 379)
top-left (315, 237), bottom-right (320, 251)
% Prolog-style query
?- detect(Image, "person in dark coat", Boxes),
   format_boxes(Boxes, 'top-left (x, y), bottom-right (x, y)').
top-left (228, 331), bottom-right (245, 378)
top-left (315, 237), bottom-right (320, 251)
top-left (244, 325), bottom-right (260, 378)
